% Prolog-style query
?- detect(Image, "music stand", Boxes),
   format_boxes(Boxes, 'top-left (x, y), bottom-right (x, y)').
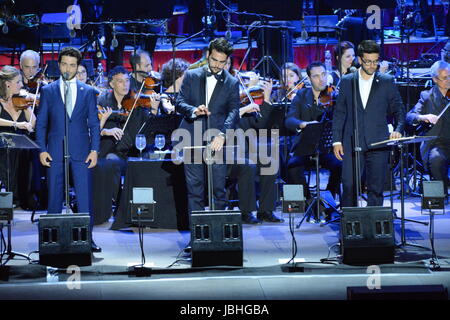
top-left (290, 122), bottom-right (339, 228)
top-left (0, 132), bottom-right (40, 265)
top-left (371, 135), bottom-right (436, 249)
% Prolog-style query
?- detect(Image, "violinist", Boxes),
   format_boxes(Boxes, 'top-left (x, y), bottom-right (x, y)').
top-left (159, 58), bottom-right (189, 114)
top-left (20, 50), bottom-right (47, 94)
top-left (406, 60), bottom-right (450, 200)
top-left (273, 62), bottom-right (303, 102)
top-left (0, 65), bottom-right (35, 207)
top-left (285, 61), bottom-right (342, 205)
top-left (93, 66), bottom-right (148, 226)
top-left (331, 41), bottom-right (356, 86)
top-left (97, 66), bottom-right (149, 158)
top-left (129, 49), bottom-right (154, 93)
top-left (225, 59), bottom-right (284, 224)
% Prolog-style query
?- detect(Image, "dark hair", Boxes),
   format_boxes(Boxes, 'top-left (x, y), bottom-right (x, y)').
top-left (208, 37), bottom-right (234, 57)
top-left (58, 47), bottom-right (82, 65)
top-left (306, 61), bottom-right (326, 77)
top-left (333, 41), bottom-right (355, 64)
top-left (108, 65), bottom-right (129, 83)
top-left (129, 49), bottom-right (150, 72)
top-left (161, 58), bottom-right (189, 89)
top-left (357, 40), bottom-right (380, 57)
top-left (281, 62), bottom-right (301, 82)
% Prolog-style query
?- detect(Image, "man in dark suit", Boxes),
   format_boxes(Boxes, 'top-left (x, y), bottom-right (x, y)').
top-left (176, 37), bottom-right (239, 215)
top-left (36, 47), bottom-right (101, 252)
top-left (406, 60), bottom-right (450, 198)
top-left (332, 40), bottom-right (405, 207)
top-left (285, 61), bottom-right (342, 201)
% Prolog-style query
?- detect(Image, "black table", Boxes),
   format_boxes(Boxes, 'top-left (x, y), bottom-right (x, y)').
top-left (110, 157), bottom-right (189, 230)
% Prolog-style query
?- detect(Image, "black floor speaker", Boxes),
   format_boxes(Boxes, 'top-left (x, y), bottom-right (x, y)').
top-left (191, 210), bottom-right (243, 267)
top-left (39, 214), bottom-right (92, 268)
top-left (348, 285), bottom-right (448, 300)
top-left (340, 206), bottom-right (395, 265)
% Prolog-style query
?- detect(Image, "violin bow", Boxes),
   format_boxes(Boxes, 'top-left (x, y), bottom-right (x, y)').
top-left (121, 80), bottom-right (146, 132)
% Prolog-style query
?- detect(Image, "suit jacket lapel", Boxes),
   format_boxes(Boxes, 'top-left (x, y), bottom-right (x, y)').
top-left (199, 68), bottom-right (207, 106)
top-left (73, 81), bottom-right (83, 115)
top-left (365, 72), bottom-right (380, 111)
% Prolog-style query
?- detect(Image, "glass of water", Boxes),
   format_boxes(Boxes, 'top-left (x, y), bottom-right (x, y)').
top-left (135, 134), bottom-right (146, 160)
top-left (154, 134), bottom-right (165, 159)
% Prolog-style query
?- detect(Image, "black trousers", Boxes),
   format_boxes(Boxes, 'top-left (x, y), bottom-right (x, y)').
top-left (228, 163), bottom-right (277, 213)
top-left (287, 153), bottom-right (342, 200)
top-left (427, 144), bottom-right (450, 197)
top-left (184, 163), bottom-right (227, 214)
top-left (341, 147), bottom-right (389, 207)
top-left (92, 154), bottom-right (127, 225)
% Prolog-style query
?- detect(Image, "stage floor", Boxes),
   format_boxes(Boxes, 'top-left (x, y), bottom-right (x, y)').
top-left (1, 191), bottom-right (450, 301)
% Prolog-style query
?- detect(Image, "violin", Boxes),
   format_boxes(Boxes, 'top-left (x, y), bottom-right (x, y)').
top-left (121, 91), bottom-right (160, 111)
top-left (143, 72), bottom-right (161, 93)
top-left (285, 81), bottom-right (305, 101)
top-left (318, 85), bottom-right (338, 108)
top-left (12, 94), bottom-right (39, 110)
top-left (240, 86), bottom-right (264, 105)
top-left (26, 65), bottom-right (48, 89)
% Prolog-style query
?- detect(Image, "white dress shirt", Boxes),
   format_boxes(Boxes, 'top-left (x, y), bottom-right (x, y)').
top-left (59, 76), bottom-right (77, 114)
top-left (333, 68), bottom-right (375, 146)
top-left (205, 68), bottom-right (222, 108)
top-left (358, 68), bottom-right (374, 109)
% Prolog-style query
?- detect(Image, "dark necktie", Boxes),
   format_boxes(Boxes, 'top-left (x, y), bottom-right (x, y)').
top-left (206, 70), bottom-right (221, 81)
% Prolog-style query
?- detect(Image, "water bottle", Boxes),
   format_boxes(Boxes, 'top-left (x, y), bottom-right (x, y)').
top-left (393, 16), bottom-right (400, 37)
top-left (324, 50), bottom-right (332, 73)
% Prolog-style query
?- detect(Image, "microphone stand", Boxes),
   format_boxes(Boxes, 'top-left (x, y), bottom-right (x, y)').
top-left (62, 75), bottom-right (71, 214)
top-left (352, 70), bottom-right (363, 207)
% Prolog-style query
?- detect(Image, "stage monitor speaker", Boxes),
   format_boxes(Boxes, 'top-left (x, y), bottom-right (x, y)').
top-left (422, 181), bottom-right (445, 210)
top-left (347, 285), bottom-right (448, 300)
top-left (282, 184), bottom-right (305, 213)
top-left (39, 214), bottom-right (92, 268)
top-left (130, 187), bottom-right (155, 224)
top-left (0, 192), bottom-right (13, 221)
top-left (340, 206), bottom-right (395, 265)
top-left (191, 210), bottom-right (243, 267)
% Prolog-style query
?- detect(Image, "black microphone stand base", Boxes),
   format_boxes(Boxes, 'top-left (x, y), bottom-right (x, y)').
top-left (2, 223), bottom-right (31, 265)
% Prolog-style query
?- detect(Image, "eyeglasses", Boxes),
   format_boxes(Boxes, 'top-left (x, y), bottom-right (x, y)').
top-left (360, 58), bottom-right (380, 66)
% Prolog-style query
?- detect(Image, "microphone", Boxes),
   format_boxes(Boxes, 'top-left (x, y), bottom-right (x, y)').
top-left (225, 11), bottom-right (231, 40)
top-left (111, 24), bottom-right (118, 48)
top-left (300, 22), bottom-right (308, 41)
top-left (349, 66), bottom-right (357, 73)
top-left (62, 72), bottom-right (70, 81)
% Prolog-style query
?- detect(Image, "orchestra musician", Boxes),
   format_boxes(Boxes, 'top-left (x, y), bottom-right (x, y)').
top-left (331, 41), bottom-right (356, 86)
top-left (273, 62), bottom-right (304, 102)
top-left (332, 40), bottom-right (405, 207)
top-left (95, 66), bottom-right (150, 227)
top-left (285, 61), bottom-right (342, 205)
top-left (20, 49), bottom-right (47, 94)
top-left (0, 66), bottom-right (35, 207)
top-left (406, 60), bottom-right (450, 200)
top-left (129, 49), bottom-right (156, 93)
top-left (176, 37), bottom-right (240, 222)
top-left (225, 58), bottom-right (284, 224)
top-left (35, 47), bottom-right (101, 252)
top-left (159, 58), bottom-right (190, 115)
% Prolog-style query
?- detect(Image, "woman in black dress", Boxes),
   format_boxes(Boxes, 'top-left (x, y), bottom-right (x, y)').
top-left (0, 66), bottom-right (35, 207)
